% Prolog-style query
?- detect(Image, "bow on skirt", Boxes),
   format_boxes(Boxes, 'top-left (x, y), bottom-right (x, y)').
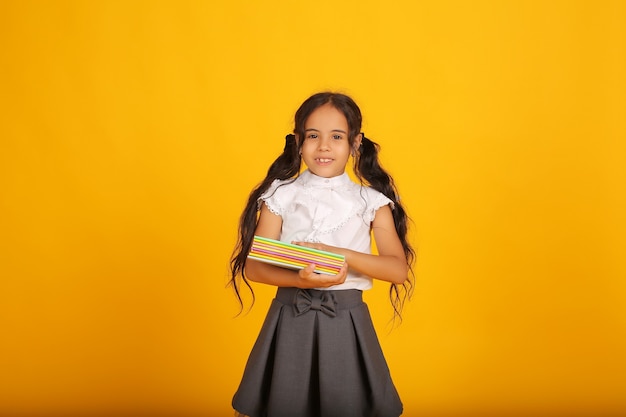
top-left (293, 289), bottom-right (338, 317)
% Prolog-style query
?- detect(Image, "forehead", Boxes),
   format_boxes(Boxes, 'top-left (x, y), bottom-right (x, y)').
top-left (305, 104), bottom-right (348, 129)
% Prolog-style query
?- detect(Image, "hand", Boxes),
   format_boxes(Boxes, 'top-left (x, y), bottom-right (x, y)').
top-left (296, 262), bottom-right (348, 288)
top-left (291, 241), bottom-right (341, 255)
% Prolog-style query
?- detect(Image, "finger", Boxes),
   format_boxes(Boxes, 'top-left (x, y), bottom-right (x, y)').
top-left (337, 263), bottom-right (349, 282)
top-left (317, 272), bottom-right (346, 287)
top-left (299, 263), bottom-right (316, 277)
top-left (332, 262), bottom-right (347, 276)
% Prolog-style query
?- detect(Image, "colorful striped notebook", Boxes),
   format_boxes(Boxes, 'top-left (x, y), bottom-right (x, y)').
top-left (248, 235), bottom-right (345, 275)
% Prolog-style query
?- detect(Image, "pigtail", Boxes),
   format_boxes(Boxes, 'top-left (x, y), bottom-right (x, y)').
top-left (355, 134), bottom-right (416, 321)
top-left (229, 134), bottom-right (301, 312)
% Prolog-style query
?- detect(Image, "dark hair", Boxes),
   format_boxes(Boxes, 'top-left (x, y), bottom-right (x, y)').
top-left (229, 92), bottom-right (415, 318)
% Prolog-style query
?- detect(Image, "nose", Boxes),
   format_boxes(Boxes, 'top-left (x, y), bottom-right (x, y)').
top-left (318, 136), bottom-right (331, 151)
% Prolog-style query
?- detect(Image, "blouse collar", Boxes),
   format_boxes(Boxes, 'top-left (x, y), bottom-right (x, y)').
top-left (298, 169), bottom-right (352, 188)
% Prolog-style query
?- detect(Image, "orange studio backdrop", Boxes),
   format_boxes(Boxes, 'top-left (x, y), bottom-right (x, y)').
top-left (1, 1), bottom-right (625, 416)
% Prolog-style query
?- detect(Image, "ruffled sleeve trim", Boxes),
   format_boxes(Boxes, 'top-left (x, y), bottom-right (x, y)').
top-left (258, 178), bottom-right (289, 216)
top-left (362, 189), bottom-right (394, 223)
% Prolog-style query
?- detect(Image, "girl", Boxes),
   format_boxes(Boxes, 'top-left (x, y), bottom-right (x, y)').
top-left (229, 92), bottom-right (415, 417)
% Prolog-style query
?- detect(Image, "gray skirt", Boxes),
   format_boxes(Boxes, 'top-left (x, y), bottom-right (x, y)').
top-left (232, 287), bottom-right (403, 417)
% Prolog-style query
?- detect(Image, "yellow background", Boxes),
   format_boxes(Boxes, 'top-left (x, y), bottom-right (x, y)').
top-left (1, 1), bottom-right (625, 416)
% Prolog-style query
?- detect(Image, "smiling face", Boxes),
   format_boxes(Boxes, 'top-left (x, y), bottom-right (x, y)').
top-left (299, 103), bottom-right (360, 178)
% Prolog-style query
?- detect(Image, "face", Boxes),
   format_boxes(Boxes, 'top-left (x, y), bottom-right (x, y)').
top-left (299, 103), bottom-right (360, 178)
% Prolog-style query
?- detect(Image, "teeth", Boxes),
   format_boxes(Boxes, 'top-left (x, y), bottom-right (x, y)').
top-left (317, 159), bottom-right (332, 163)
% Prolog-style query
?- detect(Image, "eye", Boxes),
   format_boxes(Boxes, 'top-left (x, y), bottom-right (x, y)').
top-left (306, 133), bottom-right (318, 139)
top-left (332, 134), bottom-right (343, 140)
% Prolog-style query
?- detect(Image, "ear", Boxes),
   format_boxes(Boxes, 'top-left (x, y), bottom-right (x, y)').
top-left (294, 133), bottom-right (303, 155)
top-left (352, 133), bottom-right (362, 155)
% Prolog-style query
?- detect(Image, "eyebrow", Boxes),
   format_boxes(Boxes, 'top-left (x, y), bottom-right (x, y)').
top-left (305, 128), bottom-right (348, 134)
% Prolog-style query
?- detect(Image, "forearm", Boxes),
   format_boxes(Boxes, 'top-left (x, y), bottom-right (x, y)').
top-left (245, 259), bottom-right (301, 287)
top-left (245, 259), bottom-right (348, 289)
top-left (338, 248), bottom-right (408, 284)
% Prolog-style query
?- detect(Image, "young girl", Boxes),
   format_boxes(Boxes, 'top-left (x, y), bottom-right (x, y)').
top-left (229, 92), bottom-right (415, 417)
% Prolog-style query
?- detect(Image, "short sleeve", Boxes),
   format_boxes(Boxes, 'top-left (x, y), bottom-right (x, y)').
top-left (362, 188), bottom-right (394, 223)
top-left (258, 179), bottom-right (286, 216)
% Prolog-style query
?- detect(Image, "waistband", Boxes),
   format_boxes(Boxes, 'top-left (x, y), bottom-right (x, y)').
top-left (276, 287), bottom-right (363, 311)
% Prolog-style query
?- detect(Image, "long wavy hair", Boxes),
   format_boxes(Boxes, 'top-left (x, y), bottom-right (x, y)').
top-left (229, 92), bottom-right (415, 319)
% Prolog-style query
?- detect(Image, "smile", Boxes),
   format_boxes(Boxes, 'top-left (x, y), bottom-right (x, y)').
top-left (315, 158), bottom-right (333, 163)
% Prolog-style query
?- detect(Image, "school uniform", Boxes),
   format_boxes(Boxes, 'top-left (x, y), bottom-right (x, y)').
top-left (233, 169), bottom-right (403, 417)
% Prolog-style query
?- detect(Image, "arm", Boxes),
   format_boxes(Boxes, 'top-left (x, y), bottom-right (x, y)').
top-left (295, 204), bottom-right (408, 284)
top-left (244, 203), bottom-right (349, 288)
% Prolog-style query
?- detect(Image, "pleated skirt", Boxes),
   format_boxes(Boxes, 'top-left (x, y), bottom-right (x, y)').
top-left (232, 287), bottom-right (403, 417)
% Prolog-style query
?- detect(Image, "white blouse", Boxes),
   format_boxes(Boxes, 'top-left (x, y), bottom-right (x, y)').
top-left (259, 169), bottom-right (393, 290)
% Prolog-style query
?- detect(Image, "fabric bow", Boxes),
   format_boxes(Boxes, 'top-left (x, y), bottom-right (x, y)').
top-left (293, 289), bottom-right (337, 317)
